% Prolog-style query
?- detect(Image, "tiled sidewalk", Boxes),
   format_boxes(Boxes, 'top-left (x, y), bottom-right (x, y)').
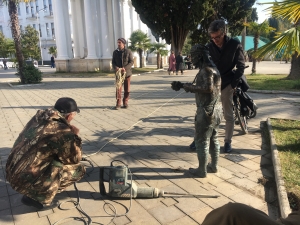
top-left (0, 70), bottom-right (299, 225)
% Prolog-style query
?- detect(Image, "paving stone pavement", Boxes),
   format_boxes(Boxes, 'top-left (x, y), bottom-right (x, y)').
top-left (0, 69), bottom-right (299, 225)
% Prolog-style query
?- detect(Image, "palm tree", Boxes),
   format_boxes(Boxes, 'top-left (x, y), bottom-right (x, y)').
top-left (48, 46), bottom-right (57, 57)
top-left (245, 21), bottom-right (275, 74)
top-left (6, 0), bottom-right (29, 83)
top-left (128, 30), bottom-right (151, 68)
top-left (254, 0), bottom-right (300, 79)
top-left (149, 43), bottom-right (168, 69)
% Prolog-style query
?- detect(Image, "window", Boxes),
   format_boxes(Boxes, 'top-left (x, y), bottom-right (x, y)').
top-left (17, 5), bottom-right (21, 15)
top-left (39, 24), bottom-right (42, 37)
top-left (0, 25), bottom-right (3, 34)
top-left (20, 25), bottom-right (23, 31)
top-left (26, 5), bottom-right (30, 14)
top-left (43, 0), bottom-right (47, 11)
top-left (46, 23), bottom-right (50, 36)
top-left (36, 0), bottom-right (39, 12)
top-left (33, 24), bottom-right (36, 29)
top-left (48, 0), bottom-right (52, 15)
top-left (51, 22), bottom-right (55, 37)
top-left (30, 2), bottom-right (35, 15)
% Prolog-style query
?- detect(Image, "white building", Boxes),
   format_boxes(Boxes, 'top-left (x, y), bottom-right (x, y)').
top-left (0, 0), bottom-right (56, 64)
top-left (0, 0), bottom-right (167, 71)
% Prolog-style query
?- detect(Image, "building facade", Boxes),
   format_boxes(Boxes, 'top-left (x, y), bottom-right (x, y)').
top-left (0, 0), bottom-right (167, 71)
top-left (0, 0), bottom-right (56, 64)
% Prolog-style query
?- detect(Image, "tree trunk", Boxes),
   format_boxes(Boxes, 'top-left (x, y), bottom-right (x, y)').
top-left (157, 53), bottom-right (160, 69)
top-left (288, 52), bottom-right (300, 80)
top-left (252, 35), bottom-right (259, 74)
top-left (139, 49), bottom-right (143, 68)
top-left (8, 0), bottom-right (25, 83)
top-left (171, 25), bottom-right (189, 56)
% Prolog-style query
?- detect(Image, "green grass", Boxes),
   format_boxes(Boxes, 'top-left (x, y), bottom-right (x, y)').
top-left (271, 118), bottom-right (300, 200)
top-left (246, 74), bottom-right (300, 91)
top-left (45, 67), bottom-right (159, 77)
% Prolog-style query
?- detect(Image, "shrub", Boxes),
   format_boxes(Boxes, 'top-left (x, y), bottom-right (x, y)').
top-left (16, 63), bottom-right (43, 84)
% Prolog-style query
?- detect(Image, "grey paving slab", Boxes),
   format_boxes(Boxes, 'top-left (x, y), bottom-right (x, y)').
top-left (0, 68), bottom-right (299, 225)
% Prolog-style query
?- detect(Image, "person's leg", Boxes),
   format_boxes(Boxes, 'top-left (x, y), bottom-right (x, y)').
top-left (116, 84), bottom-right (122, 109)
top-left (202, 203), bottom-right (279, 225)
top-left (221, 85), bottom-right (234, 152)
top-left (123, 75), bottom-right (131, 108)
top-left (59, 163), bottom-right (86, 190)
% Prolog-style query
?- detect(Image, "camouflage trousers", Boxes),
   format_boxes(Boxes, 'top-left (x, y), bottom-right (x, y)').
top-left (12, 160), bottom-right (85, 205)
top-left (194, 105), bottom-right (222, 177)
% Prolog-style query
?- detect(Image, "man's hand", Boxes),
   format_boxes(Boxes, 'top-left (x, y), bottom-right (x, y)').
top-left (115, 67), bottom-right (119, 72)
top-left (70, 125), bottom-right (80, 135)
top-left (121, 67), bottom-right (125, 74)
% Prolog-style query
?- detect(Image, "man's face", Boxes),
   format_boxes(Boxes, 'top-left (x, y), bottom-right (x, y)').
top-left (117, 41), bottom-right (125, 50)
top-left (210, 30), bottom-right (225, 47)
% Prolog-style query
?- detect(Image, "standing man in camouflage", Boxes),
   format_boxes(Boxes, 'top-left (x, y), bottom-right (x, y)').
top-left (6, 97), bottom-right (86, 210)
top-left (112, 38), bottom-right (134, 109)
top-left (171, 44), bottom-right (222, 178)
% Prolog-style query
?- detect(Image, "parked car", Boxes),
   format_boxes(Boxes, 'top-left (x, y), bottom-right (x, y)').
top-left (0, 59), bottom-right (16, 69)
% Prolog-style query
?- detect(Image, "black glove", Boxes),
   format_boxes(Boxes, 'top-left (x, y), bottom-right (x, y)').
top-left (171, 81), bottom-right (184, 91)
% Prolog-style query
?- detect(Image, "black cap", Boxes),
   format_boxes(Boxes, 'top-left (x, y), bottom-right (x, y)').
top-left (54, 97), bottom-right (80, 114)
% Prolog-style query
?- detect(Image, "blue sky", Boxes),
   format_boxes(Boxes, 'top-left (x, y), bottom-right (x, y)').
top-left (254, 0), bottom-right (274, 23)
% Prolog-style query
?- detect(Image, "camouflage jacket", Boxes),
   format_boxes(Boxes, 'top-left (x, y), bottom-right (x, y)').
top-left (6, 108), bottom-right (82, 188)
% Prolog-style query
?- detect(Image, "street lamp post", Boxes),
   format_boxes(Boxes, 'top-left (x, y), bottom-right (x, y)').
top-left (35, 7), bottom-right (47, 66)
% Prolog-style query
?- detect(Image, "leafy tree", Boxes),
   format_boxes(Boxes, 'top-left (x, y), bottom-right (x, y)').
top-left (245, 21), bottom-right (275, 74)
top-left (254, 0), bottom-right (300, 80)
top-left (268, 17), bottom-right (292, 41)
top-left (21, 25), bottom-right (40, 60)
top-left (131, 0), bottom-right (216, 55)
top-left (0, 32), bottom-right (15, 58)
top-left (149, 42), bottom-right (168, 69)
top-left (249, 7), bottom-right (258, 22)
top-left (190, 0), bottom-right (255, 45)
top-left (128, 30), bottom-right (151, 68)
top-left (48, 46), bottom-right (57, 57)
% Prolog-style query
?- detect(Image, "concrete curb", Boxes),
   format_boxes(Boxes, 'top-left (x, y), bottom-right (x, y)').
top-left (266, 118), bottom-right (291, 218)
top-left (249, 89), bottom-right (300, 96)
top-left (7, 82), bottom-right (45, 88)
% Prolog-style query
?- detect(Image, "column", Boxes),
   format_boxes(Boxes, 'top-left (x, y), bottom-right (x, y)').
top-left (52, 0), bottom-right (71, 59)
top-left (84, 0), bottom-right (97, 59)
top-left (99, 0), bottom-right (112, 58)
top-left (121, 0), bottom-right (131, 40)
top-left (70, 0), bottom-right (80, 58)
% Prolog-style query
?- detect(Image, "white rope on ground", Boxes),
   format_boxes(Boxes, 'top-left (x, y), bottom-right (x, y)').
top-left (85, 89), bottom-right (185, 157)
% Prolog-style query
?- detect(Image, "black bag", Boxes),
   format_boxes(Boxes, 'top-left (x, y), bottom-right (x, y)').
top-left (239, 90), bottom-right (257, 117)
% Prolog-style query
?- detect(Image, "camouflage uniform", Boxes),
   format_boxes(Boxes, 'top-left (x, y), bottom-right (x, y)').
top-left (183, 45), bottom-right (222, 178)
top-left (6, 109), bottom-right (85, 205)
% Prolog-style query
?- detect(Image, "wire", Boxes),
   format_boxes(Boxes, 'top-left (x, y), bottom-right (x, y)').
top-left (52, 183), bottom-right (92, 225)
top-left (52, 158), bottom-right (94, 225)
top-left (102, 160), bottom-right (133, 224)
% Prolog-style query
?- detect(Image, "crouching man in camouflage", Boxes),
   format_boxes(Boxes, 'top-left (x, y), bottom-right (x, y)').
top-left (171, 44), bottom-right (222, 178)
top-left (6, 97), bottom-right (86, 210)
